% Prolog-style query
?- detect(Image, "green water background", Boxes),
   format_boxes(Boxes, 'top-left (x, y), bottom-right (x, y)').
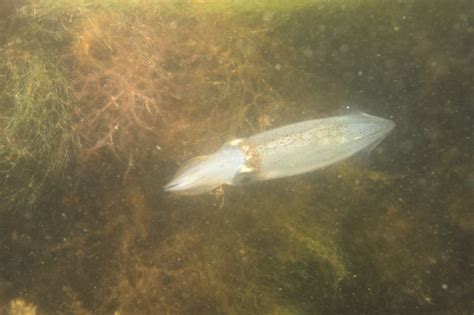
top-left (0, 0), bottom-right (472, 314)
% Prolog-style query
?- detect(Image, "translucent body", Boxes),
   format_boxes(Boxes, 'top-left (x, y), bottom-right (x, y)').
top-left (251, 112), bottom-right (395, 180)
top-left (164, 112), bottom-right (395, 194)
top-left (164, 144), bottom-right (245, 194)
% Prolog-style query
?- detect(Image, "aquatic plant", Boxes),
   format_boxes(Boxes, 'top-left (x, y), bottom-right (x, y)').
top-left (0, 0), bottom-right (305, 209)
top-left (1, 0), bottom-right (471, 314)
top-left (1, 1), bottom-right (322, 311)
top-left (0, 50), bottom-right (76, 212)
top-left (69, 4), bottom-right (295, 177)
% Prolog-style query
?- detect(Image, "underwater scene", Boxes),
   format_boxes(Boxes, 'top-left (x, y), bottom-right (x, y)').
top-left (0, 0), bottom-right (472, 314)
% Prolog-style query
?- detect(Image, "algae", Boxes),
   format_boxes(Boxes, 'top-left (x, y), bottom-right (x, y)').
top-left (0, 0), bottom-right (472, 314)
top-left (0, 50), bottom-right (76, 211)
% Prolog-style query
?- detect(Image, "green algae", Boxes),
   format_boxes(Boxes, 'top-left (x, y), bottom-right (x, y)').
top-left (0, 0), bottom-right (472, 314)
top-left (0, 0), bottom-right (308, 211)
top-left (0, 50), bottom-right (76, 211)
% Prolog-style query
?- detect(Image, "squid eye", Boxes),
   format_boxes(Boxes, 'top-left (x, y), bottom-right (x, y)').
top-left (233, 171), bottom-right (256, 186)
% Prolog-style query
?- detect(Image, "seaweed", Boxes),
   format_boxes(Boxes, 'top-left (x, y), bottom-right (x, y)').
top-left (0, 0), bottom-right (472, 314)
top-left (0, 51), bottom-right (76, 211)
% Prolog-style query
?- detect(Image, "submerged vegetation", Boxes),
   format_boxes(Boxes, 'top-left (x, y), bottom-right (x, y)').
top-left (0, 0), bottom-right (472, 314)
top-left (0, 37), bottom-right (76, 211)
top-left (1, 0), bottom-right (315, 211)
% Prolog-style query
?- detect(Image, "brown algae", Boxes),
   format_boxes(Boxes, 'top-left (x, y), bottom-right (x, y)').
top-left (0, 0), bottom-right (472, 314)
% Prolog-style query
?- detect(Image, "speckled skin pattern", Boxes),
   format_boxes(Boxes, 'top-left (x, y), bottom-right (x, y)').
top-left (165, 112), bottom-right (394, 194)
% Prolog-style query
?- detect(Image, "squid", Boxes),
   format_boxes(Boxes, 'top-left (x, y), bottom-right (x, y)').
top-left (164, 112), bottom-right (395, 194)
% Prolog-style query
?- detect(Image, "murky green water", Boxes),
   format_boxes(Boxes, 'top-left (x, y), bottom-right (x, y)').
top-left (0, 0), bottom-right (472, 314)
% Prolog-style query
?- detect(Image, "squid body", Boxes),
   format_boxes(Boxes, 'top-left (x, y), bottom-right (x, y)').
top-left (164, 112), bottom-right (395, 194)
